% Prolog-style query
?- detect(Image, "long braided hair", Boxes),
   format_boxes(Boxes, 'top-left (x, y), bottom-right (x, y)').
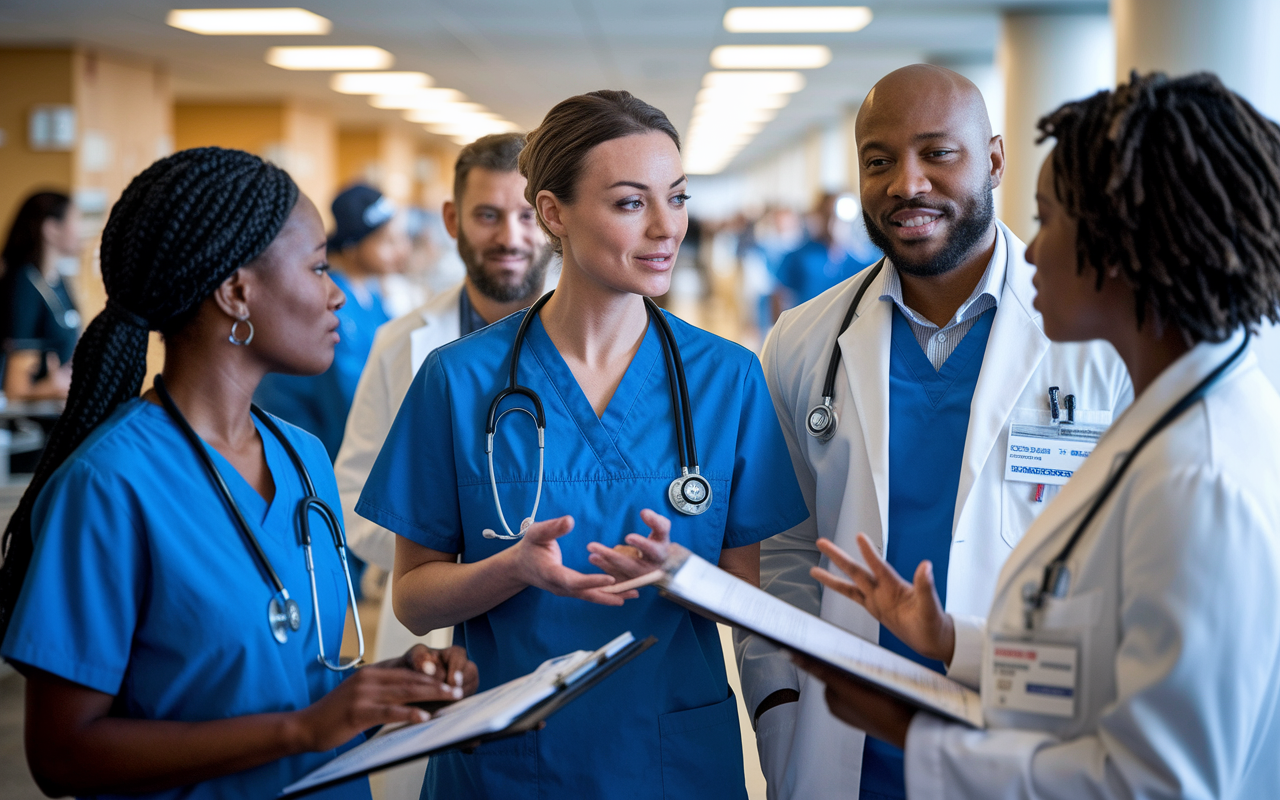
top-left (0, 147), bottom-right (298, 638)
top-left (1037, 71), bottom-right (1280, 342)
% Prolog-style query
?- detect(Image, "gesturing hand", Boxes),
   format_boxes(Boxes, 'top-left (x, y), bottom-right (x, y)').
top-left (586, 508), bottom-right (675, 583)
top-left (811, 533), bottom-right (955, 665)
top-left (512, 515), bottom-right (638, 606)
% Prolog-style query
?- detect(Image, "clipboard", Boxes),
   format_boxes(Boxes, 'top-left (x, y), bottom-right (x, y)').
top-left (604, 549), bottom-right (985, 729)
top-left (279, 633), bottom-right (657, 799)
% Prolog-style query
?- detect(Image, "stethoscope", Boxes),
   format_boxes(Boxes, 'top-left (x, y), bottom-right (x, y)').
top-left (481, 291), bottom-right (711, 540)
top-left (154, 376), bottom-right (365, 670)
top-left (1020, 331), bottom-right (1251, 630)
top-left (806, 259), bottom-right (885, 442)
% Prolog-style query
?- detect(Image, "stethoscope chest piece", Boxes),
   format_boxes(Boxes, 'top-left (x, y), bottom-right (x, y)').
top-left (268, 595), bottom-right (302, 644)
top-left (806, 399), bottom-right (838, 442)
top-left (669, 471), bottom-right (712, 516)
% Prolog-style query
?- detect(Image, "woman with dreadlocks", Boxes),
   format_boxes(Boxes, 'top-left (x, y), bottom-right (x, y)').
top-left (787, 71), bottom-right (1280, 799)
top-left (0, 147), bottom-right (476, 798)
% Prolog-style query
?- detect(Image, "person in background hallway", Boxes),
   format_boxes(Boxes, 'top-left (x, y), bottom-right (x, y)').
top-left (0, 190), bottom-right (82, 402)
top-left (255, 183), bottom-right (408, 461)
top-left (799, 70), bottom-right (1280, 800)
top-left (334, 132), bottom-right (551, 800)
top-left (736, 64), bottom-right (1132, 800)
top-left (358, 90), bottom-right (808, 800)
top-left (0, 147), bottom-right (476, 799)
top-left (770, 191), bottom-right (879, 320)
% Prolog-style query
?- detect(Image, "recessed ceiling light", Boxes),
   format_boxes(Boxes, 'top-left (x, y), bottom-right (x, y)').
top-left (403, 103), bottom-right (489, 124)
top-left (331, 72), bottom-right (432, 94)
top-left (266, 46), bottom-right (393, 70)
top-left (710, 45), bottom-right (832, 70)
top-left (722, 6), bottom-right (873, 33)
top-left (695, 88), bottom-right (791, 109)
top-left (702, 71), bottom-right (806, 93)
top-left (370, 89), bottom-right (467, 109)
top-left (167, 8), bottom-right (331, 35)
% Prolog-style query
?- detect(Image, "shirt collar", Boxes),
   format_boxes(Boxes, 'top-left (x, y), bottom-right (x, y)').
top-left (879, 225), bottom-right (1008, 328)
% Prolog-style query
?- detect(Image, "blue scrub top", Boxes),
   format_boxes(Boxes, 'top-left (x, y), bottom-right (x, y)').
top-left (255, 270), bottom-right (391, 460)
top-left (1, 398), bottom-right (369, 800)
top-left (778, 238), bottom-right (879, 306)
top-left (357, 310), bottom-right (809, 800)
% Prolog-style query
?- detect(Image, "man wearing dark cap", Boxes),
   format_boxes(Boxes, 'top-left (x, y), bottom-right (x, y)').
top-left (255, 184), bottom-right (408, 460)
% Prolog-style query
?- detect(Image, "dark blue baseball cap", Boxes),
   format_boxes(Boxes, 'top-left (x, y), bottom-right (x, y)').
top-left (328, 184), bottom-right (396, 251)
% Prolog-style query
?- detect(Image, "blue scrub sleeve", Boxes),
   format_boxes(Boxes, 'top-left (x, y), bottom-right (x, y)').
top-left (1, 460), bottom-right (143, 694)
top-left (722, 357), bottom-right (809, 549)
top-left (355, 351), bottom-right (463, 552)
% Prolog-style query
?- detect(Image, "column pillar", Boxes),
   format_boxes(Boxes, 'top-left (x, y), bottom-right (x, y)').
top-left (997, 12), bottom-right (1113, 243)
top-left (1114, 0), bottom-right (1280, 388)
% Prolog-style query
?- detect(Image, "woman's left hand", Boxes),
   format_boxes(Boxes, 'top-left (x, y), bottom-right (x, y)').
top-left (791, 652), bottom-right (916, 749)
top-left (586, 508), bottom-right (676, 581)
top-left (371, 644), bottom-right (480, 700)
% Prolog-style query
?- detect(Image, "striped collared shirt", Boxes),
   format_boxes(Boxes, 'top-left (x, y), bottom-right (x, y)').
top-left (878, 226), bottom-right (1007, 370)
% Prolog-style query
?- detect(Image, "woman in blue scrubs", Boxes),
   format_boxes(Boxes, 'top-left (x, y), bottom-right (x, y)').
top-left (357, 91), bottom-right (810, 799)
top-left (0, 147), bottom-right (476, 799)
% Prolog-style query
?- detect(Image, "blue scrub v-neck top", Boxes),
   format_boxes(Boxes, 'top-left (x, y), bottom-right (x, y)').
top-left (357, 309), bottom-right (809, 800)
top-left (1, 398), bottom-right (369, 800)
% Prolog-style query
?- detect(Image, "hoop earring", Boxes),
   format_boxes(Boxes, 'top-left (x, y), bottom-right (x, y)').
top-left (229, 318), bottom-right (255, 346)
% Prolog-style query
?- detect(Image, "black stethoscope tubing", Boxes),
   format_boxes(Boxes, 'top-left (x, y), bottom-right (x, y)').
top-left (484, 290), bottom-right (709, 538)
top-left (1022, 331), bottom-right (1251, 628)
top-left (807, 259), bottom-right (886, 442)
top-left (153, 375), bottom-right (364, 667)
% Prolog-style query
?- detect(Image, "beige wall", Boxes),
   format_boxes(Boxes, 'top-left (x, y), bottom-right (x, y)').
top-left (0, 48), bottom-right (75, 244)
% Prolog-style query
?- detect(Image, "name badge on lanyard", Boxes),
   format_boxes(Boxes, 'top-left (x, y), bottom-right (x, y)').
top-left (1004, 403), bottom-right (1111, 487)
top-left (985, 637), bottom-right (1079, 717)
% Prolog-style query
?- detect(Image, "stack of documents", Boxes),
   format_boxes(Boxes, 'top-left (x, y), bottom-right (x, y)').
top-left (610, 548), bottom-right (984, 728)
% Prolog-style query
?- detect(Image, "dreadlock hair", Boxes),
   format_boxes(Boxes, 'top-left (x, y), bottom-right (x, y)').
top-left (0, 147), bottom-right (298, 639)
top-left (1037, 71), bottom-right (1280, 343)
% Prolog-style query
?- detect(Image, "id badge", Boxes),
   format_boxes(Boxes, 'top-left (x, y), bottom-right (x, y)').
top-left (1004, 408), bottom-right (1110, 486)
top-left (985, 636), bottom-right (1078, 717)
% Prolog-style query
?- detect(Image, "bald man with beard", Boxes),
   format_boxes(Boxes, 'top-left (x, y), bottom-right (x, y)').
top-left (735, 65), bottom-right (1133, 800)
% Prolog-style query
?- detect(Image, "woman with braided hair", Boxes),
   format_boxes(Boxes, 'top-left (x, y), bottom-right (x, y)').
top-left (789, 72), bottom-right (1280, 799)
top-left (0, 147), bottom-right (476, 798)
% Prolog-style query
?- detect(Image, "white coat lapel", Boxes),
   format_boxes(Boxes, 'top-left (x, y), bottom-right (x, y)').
top-left (838, 269), bottom-right (894, 549)
top-left (409, 284), bottom-right (464, 376)
top-left (953, 229), bottom-right (1049, 533)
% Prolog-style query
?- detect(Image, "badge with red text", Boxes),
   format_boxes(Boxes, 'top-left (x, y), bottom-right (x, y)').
top-left (985, 638), bottom-right (1078, 717)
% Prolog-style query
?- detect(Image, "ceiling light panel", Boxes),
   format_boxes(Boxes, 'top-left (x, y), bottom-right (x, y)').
top-left (722, 6), bottom-right (873, 33)
top-left (710, 45), bottom-right (832, 70)
top-left (167, 8), bottom-right (331, 35)
top-left (369, 89), bottom-right (466, 109)
top-left (402, 103), bottom-right (488, 124)
top-left (266, 46), bottom-right (393, 70)
top-left (331, 72), bottom-right (431, 94)
top-left (702, 71), bottom-right (806, 93)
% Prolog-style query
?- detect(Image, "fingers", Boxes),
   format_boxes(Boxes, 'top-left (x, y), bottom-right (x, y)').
top-left (437, 646), bottom-right (474, 695)
top-left (912, 560), bottom-right (940, 603)
top-left (855, 533), bottom-right (906, 587)
top-left (639, 509), bottom-right (671, 543)
top-left (586, 547), bottom-right (653, 581)
top-left (816, 538), bottom-right (877, 589)
top-left (522, 515), bottom-right (575, 545)
top-left (623, 532), bottom-right (668, 564)
top-left (810, 566), bottom-right (866, 606)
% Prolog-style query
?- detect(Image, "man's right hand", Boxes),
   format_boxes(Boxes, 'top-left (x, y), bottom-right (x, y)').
top-left (811, 533), bottom-right (956, 665)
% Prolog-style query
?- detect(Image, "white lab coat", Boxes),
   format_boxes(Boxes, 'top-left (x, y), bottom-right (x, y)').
top-left (333, 284), bottom-right (461, 800)
top-left (737, 223), bottom-right (1134, 799)
top-left (906, 330), bottom-right (1280, 800)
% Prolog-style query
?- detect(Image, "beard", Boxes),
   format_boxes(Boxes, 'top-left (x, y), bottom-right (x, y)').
top-left (457, 227), bottom-right (553, 303)
top-left (863, 179), bottom-right (995, 278)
